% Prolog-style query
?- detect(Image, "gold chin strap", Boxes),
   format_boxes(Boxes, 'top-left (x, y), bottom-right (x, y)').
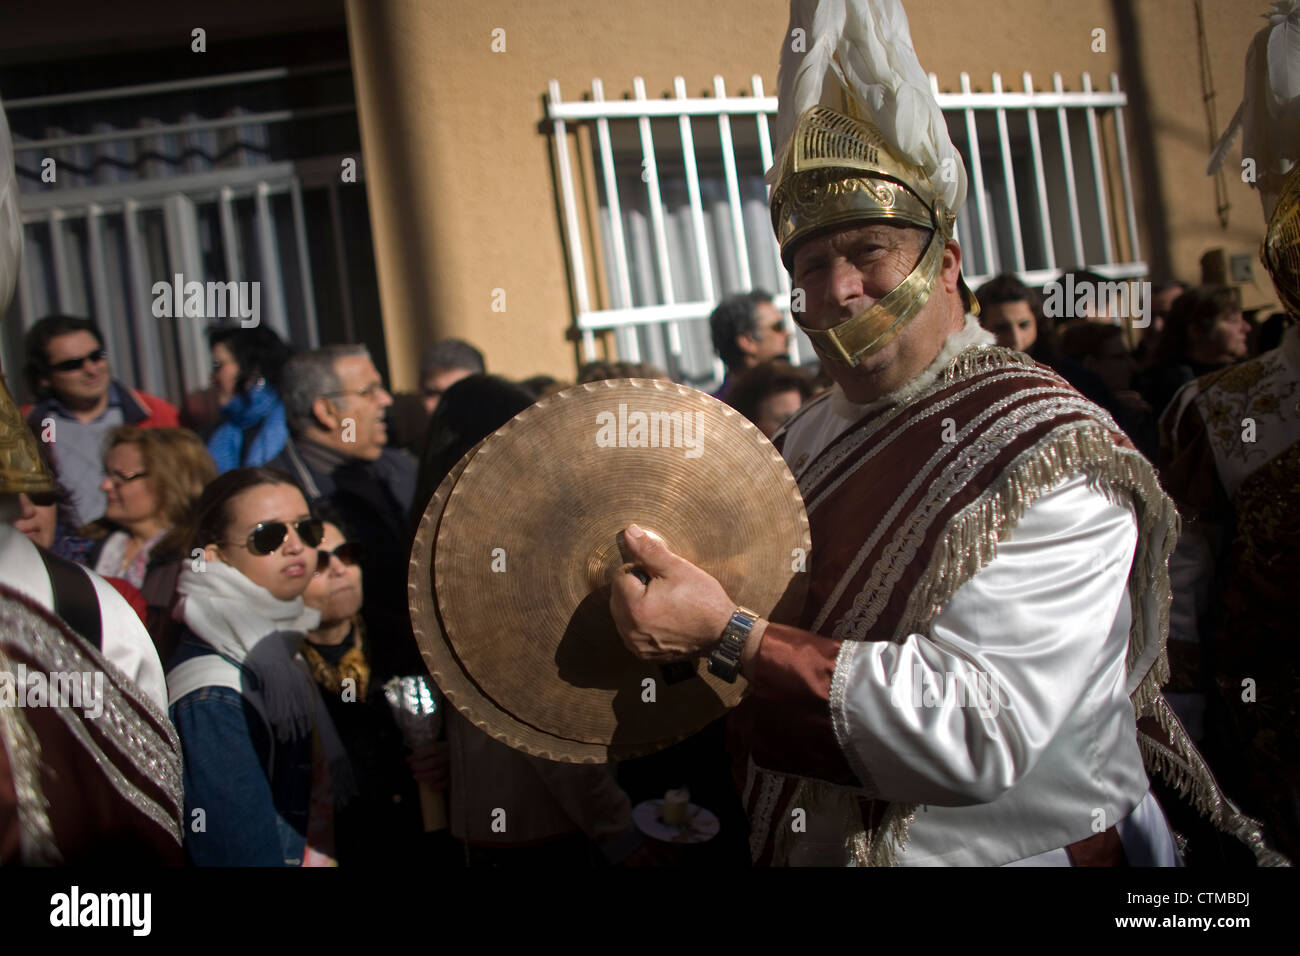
top-left (794, 211), bottom-right (949, 367)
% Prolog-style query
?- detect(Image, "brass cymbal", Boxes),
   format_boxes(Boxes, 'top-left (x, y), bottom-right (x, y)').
top-left (409, 378), bottom-right (810, 763)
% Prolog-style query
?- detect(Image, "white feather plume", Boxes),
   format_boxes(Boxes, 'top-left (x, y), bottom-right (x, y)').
top-left (768, 0), bottom-right (966, 211)
top-left (771, 0), bottom-right (843, 178)
top-left (1208, 1), bottom-right (1300, 217)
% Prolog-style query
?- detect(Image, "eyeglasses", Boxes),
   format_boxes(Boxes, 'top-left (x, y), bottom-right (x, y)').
top-left (226, 518), bottom-right (325, 556)
top-left (50, 348), bottom-right (107, 373)
top-left (106, 470), bottom-right (149, 486)
top-left (324, 382), bottom-right (389, 402)
top-left (314, 541), bottom-right (364, 575)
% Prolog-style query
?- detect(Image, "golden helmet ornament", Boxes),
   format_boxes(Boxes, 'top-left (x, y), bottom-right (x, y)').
top-left (767, 1), bottom-right (977, 368)
top-left (0, 97), bottom-right (57, 496)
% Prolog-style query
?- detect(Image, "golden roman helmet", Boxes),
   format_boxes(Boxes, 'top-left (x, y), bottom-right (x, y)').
top-left (770, 104), bottom-right (977, 367)
top-left (1262, 162), bottom-right (1300, 320)
top-left (0, 96), bottom-right (56, 496)
top-left (767, 0), bottom-right (977, 369)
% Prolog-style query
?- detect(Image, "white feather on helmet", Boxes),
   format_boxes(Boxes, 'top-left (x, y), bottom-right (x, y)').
top-left (1207, 0), bottom-right (1300, 218)
top-left (769, 0), bottom-right (967, 213)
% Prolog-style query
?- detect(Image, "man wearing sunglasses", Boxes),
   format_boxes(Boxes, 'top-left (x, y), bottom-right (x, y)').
top-left (269, 345), bottom-right (421, 686)
top-left (21, 315), bottom-right (178, 526)
top-left (707, 290), bottom-right (793, 401)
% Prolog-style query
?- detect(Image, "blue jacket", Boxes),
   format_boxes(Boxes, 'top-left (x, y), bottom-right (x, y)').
top-left (168, 635), bottom-right (314, 866)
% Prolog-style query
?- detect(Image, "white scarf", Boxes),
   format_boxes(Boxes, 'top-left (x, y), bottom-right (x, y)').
top-left (174, 559), bottom-right (355, 803)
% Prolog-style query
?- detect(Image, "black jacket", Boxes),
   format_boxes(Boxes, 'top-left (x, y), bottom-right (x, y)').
top-left (267, 437), bottom-right (423, 682)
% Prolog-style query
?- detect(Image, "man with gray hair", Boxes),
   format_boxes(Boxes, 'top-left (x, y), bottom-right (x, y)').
top-left (387, 338), bottom-right (486, 454)
top-left (268, 345), bottom-right (422, 681)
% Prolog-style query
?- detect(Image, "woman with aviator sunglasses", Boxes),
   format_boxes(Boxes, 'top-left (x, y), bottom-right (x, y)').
top-left (167, 467), bottom-right (354, 866)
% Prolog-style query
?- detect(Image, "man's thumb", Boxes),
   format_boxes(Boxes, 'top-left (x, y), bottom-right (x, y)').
top-left (621, 524), bottom-right (674, 573)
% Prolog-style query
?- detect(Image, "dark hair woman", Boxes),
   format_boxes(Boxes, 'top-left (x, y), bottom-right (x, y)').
top-left (1136, 286), bottom-right (1250, 419)
top-left (206, 325), bottom-right (292, 473)
top-left (167, 467), bottom-right (353, 866)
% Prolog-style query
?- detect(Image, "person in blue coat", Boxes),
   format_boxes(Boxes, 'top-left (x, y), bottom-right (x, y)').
top-left (207, 325), bottom-right (292, 473)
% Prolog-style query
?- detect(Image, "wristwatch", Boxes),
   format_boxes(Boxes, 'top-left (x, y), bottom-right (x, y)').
top-left (707, 606), bottom-right (760, 683)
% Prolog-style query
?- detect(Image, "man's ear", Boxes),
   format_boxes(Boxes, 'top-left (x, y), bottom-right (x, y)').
top-left (311, 395), bottom-right (338, 432)
top-left (940, 239), bottom-right (963, 294)
top-left (736, 332), bottom-right (759, 360)
top-left (203, 543), bottom-right (225, 565)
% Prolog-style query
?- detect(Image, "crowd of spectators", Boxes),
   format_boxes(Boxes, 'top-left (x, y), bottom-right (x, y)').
top-left (7, 263), bottom-right (1291, 864)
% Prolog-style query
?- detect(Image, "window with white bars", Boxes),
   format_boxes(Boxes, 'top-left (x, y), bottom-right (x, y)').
top-left (1, 42), bottom-right (382, 406)
top-left (547, 71), bottom-right (1146, 388)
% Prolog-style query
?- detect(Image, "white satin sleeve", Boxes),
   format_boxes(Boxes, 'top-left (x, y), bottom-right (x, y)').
top-left (88, 569), bottom-right (168, 712)
top-left (0, 526), bottom-right (167, 712)
top-left (834, 472), bottom-right (1138, 806)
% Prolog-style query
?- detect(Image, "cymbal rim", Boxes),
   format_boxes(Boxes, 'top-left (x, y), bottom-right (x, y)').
top-left (407, 441), bottom-right (617, 763)
top-left (427, 379), bottom-right (811, 757)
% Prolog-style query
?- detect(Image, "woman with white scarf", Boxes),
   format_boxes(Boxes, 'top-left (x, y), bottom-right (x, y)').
top-left (167, 467), bottom-right (354, 866)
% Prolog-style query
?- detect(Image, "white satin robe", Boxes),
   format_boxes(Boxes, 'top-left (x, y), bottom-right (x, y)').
top-left (777, 373), bottom-right (1181, 866)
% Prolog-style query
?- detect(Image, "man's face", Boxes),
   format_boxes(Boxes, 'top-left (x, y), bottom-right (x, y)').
top-left (981, 300), bottom-right (1037, 353)
top-left (323, 355), bottom-right (393, 460)
top-left (43, 331), bottom-right (109, 406)
top-left (739, 302), bottom-right (791, 367)
top-left (421, 366), bottom-right (474, 415)
top-left (791, 222), bottom-right (964, 403)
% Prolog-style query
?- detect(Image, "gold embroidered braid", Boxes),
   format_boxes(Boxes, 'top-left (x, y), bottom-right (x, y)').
top-left (752, 345), bottom-right (1288, 865)
top-left (1138, 687), bottom-right (1290, 866)
top-left (0, 586), bottom-right (184, 845)
top-left (300, 616), bottom-right (370, 701)
top-left (842, 420), bottom-right (1173, 865)
top-left (848, 418), bottom-right (1286, 866)
top-left (0, 644), bottom-right (62, 864)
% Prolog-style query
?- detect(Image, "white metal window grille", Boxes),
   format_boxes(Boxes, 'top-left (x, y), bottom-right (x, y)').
top-left (2, 61), bottom-right (378, 405)
top-left (547, 71), bottom-right (1146, 388)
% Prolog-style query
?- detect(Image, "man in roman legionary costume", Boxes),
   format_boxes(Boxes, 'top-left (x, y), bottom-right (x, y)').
top-left (0, 99), bottom-right (184, 865)
top-left (611, 0), bottom-right (1285, 865)
top-left (1161, 1), bottom-right (1300, 863)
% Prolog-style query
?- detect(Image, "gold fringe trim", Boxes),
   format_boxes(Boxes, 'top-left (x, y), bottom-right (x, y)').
top-left (831, 417), bottom-right (1286, 865)
top-left (899, 423), bottom-right (1176, 646)
top-left (774, 352), bottom-right (1289, 866)
top-left (852, 800), bottom-right (916, 867)
top-left (1138, 692), bottom-right (1291, 866)
top-left (0, 645), bottom-right (62, 864)
top-left (850, 423), bottom-right (1178, 864)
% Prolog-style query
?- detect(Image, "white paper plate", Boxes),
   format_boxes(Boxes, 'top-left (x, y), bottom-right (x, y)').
top-left (632, 799), bottom-right (721, 844)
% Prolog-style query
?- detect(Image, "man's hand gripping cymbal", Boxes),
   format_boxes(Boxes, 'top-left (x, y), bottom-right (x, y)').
top-left (609, 523), bottom-right (766, 667)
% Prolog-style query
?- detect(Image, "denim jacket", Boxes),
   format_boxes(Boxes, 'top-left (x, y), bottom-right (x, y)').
top-left (168, 634), bottom-right (314, 866)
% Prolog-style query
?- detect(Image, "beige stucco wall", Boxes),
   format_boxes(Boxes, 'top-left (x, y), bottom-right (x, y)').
top-left (915, 0), bottom-right (1271, 302)
top-left (346, 0), bottom-right (1272, 387)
